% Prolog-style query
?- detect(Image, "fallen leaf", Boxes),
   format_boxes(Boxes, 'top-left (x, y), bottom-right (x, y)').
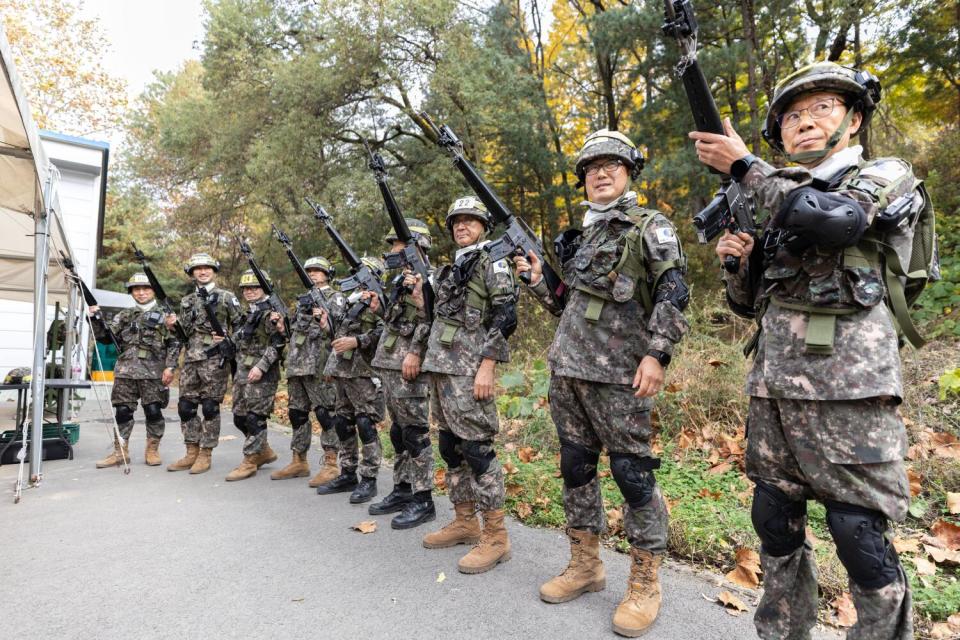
top-left (949, 612), bottom-right (960, 630)
top-left (725, 548), bottom-right (761, 589)
top-left (505, 482), bottom-right (523, 497)
top-left (929, 622), bottom-right (958, 639)
top-left (664, 382), bottom-right (684, 393)
top-left (932, 519), bottom-right (960, 551)
top-left (515, 502), bottom-right (533, 518)
top-left (553, 470), bottom-right (562, 478)
top-left (720, 434), bottom-right (743, 456)
top-left (913, 556), bottom-right (937, 575)
top-left (699, 487), bottom-right (722, 500)
top-left (948, 493), bottom-right (960, 515)
top-left (518, 447), bottom-right (537, 463)
top-left (907, 467), bottom-right (924, 497)
top-left (893, 536), bottom-right (922, 554)
top-left (503, 461), bottom-right (519, 475)
top-left (503, 442), bottom-right (516, 452)
top-left (708, 359), bottom-right (726, 368)
top-left (351, 520), bottom-right (377, 534)
top-left (716, 590), bottom-right (748, 613)
top-left (934, 444), bottom-right (960, 460)
top-left (906, 444), bottom-right (927, 461)
top-left (436, 572), bottom-right (446, 583)
top-left (831, 592), bottom-right (857, 627)
top-left (708, 461), bottom-right (733, 475)
top-left (535, 496), bottom-right (551, 507)
top-left (434, 467), bottom-right (447, 491)
top-left (607, 507), bottom-right (623, 533)
top-left (598, 469), bottom-right (611, 479)
top-left (925, 544), bottom-right (960, 565)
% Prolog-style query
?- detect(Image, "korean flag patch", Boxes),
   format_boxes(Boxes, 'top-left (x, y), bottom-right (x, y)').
top-left (655, 227), bottom-right (677, 245)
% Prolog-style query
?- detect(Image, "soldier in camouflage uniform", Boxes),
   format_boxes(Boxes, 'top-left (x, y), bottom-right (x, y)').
top-left (271, 257), bottom-right (347, 484)
top-left (690, 62), bottom-right (936, 640)
top-left (90, 273), bottom-right (180, 468)
top-left (515, 130), bottom-right (690, 637)
top-left (166, 253), bottom-right (242, 474)
top-left (225, 270), bottom-right (287, 481)
top-left (315, 256), bottom-right (386, 504)
top-left (419, 196), bottom-right (519, 575)
top-left (366, 219), bottom-right (436, 530)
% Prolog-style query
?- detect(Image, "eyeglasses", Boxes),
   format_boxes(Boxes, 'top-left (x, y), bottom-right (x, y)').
top-left (777, 97), bottom-right (846, 130)
top-left (584, 159), bottom-right (624, 177)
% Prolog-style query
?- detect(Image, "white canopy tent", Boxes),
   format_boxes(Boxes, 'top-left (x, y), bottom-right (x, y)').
top-left (0, 24), bottom-right (82, 491)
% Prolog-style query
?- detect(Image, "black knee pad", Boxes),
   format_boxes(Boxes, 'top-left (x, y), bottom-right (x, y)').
top-left (559, 439), bottom-right (600, 489)
top-left (356, 415), bottom-right (378, 445)
top-left (288, 407), bottom-right (310, 429)
top-left (177, 398), bottom-right (198, 421)
top-left (461, 439), bottom-right (496, 476)
top-left (233, 413), bottom-right (248, 436)
top-left (314, 406), bottom-right (335, 431)
top-left (438, 430), bottom-right (463, 468)
top-left (142, 402), bottom-right (163, 422)
top-left (245, 413), bottom-right (267, 438)
top-left (752, 481), bottom-right (807, 557)
top-left (402, 425), bottom-right (430, 457)
top-left (609, 452), bottom-right (660, 509)
top-left (826, 501), bottom-right (901, 589)
top-left (390, 422), bottom-right (405, 454)
top-left (114, 404), bottom-right (135, 424)
top-left (335, 416), bottom-right (355, 442)
top-left (201, 399), bottom-right (220, 420)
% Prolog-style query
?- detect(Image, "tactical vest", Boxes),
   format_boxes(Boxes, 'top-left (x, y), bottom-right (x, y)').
top-left (118, 307), bottom-right (167, 360)
top-left (433, 251), bottom-right (491, 348)
top-left (382, 295), bottom-right (420, 352)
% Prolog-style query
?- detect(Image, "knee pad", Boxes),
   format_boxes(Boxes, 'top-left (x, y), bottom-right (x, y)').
top-left (288, 407), bottom-right (310, 429)
top-left (314, 406), bottom-right (335, 431)
top-left (245, 413), bottom-right (267, 438)
top-left (356, 415), bottom-right (378, 445)
top-left (389, 422), bottom-right (405, 454)
top-left (233, 413), bottom-right (248, 436)
top-left (334, 416), bottom-right (355, 442)
top-left (609, 452), bottom-right (661, 509)
top-left (438, 430), bottom-right (463, 468)
top-left (752, 481), bottom-right (807, 557)
top-left (142, 402), bottom-right (163, 422)
top-left (177, 398), bottom-right (198, 422)
top-left (559, 439), bottom-right (600, 489)
top-left (114, 404), bottom-right (135, 424)
top-left (826, 501), bottom-right (900, 589)
top-left (201, 399), bottom-right (220, 421)
top-left (461, 439), bottom-right (496, 476)
top-left (402, 425), bottom-right (430, 457)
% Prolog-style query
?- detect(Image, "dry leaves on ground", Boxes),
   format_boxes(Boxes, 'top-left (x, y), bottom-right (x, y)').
top-left (831, 593), bottom-right (858, 627)
top-left (725, 548), bottom-right (762, 589)
top-left (606, 507), bottom-right (623, 534)
top-left (925, 544), bottom-right (960, 565)
top-left (517, 446), bottom-right (538, 463)
top-left (907, 467), bottom-right (924, 497)
top-left (893, 536), bottom-right (922, 554)
top-left (931, 519), bottom-right (960, 551)
top-left (351, 520), bottom-right (377, 534)
top-left (515, 502), bottom-right (533, 518)
top-left (503, 461), bottom-right (519, 475)
top-left (929, 613), bottom-right (960, 639)
top-left (715, 590), bottom-right (748, 615)
top-left (433, 467), bottom-right (447, 491)
top-left (947, 492), bottom-right (960, 515)
top-left (913, 556), bottom-right (937, 576)
top-left (505, 482), bottom-right (523, 498)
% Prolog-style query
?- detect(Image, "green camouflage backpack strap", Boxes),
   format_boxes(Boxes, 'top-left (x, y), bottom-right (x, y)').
top-left (613, 206), bottom-right (686, 316)
top-left (437, 252), bottom-right (491, 347)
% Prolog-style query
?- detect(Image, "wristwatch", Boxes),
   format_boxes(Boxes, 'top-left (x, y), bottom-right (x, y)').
top-left (645, 349), bottom-right (672, 368)
top-left (730, 154), bottom-right (758, 182)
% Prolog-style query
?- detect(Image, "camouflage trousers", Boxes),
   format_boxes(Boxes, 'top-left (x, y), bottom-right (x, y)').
top-left (233, 369), bottom-right (279, 456)
top-left (746, 396), bottom-right (912, 640)
top-left (111, 377), bottom-right (167, 441)
top-left (380, 368), bottom-right (433, 493)
top-left (549, 375), bottom-right (668, 554)
top-left (179, 357), bottom-right (231, 448)
top-left (334, 376), bottom-right (384, 479)
top-left (430, 372), bottom-right (504, 511)
top-left (287, 375), bottom-right (339, 454)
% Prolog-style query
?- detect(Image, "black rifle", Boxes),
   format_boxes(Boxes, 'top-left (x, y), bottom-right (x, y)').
top-left (662, 0), bottom-right (755, 273)
top-left (419, 112), bottom-right (566, 308)
top-left (197, 284), bottom-right (236, 371)
top-left (239, 240), bottom-right (287, 318)
top-left (60, 251), bottom-right (121, 353)
top-left (272, 224), bottom-right (336, 334)
top-left (305, 197), bottom-right (386, 321)
top-left (131, 243), bottom-right (189, 343)
top-left (362, 141), bottom-right (435, 321)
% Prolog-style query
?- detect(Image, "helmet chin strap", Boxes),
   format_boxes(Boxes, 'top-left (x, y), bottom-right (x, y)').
top-left (785, 107), bottom-right (858, 164)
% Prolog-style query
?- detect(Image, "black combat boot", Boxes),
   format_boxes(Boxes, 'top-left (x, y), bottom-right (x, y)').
top-left (316, 468), bottom-right (358, 495)
top-left (392, 492), bottom-right (437, 530)
top-left (349, 476), bottom-right (378, 504)
top-left (368, 482), bottom-right (412, 515)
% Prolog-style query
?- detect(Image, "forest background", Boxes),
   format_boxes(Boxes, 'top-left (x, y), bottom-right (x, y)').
top-left (3, 0), bottom-right (959, 634)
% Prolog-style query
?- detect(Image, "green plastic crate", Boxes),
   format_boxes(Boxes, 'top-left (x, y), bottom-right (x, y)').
top-left (0, 422), bottom-right (79, 445)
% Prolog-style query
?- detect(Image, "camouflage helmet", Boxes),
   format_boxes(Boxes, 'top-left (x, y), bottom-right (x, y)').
top-left (238, 269), bottom-right (269, 289)
top-left (125, 272), bottom-right (152, 291)
top-left (574, 129), bottom-right (644, 183)
top-left (360, 255), bottom-right (385, 276)
top-left (183, 252), bottom-right (221, 275)
top-left (383, 218), bottom-right (432, 252)
top-left (762, 62), bottom-right (881, 159)
top-left (445, 196), bottom-right (492, 233)
top-left (304, 256), bottom-right (335, 277)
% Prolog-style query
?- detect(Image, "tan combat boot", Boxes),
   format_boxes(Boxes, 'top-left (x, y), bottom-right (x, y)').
top-left (612, 548), bottom-right (663, 637)
top-left (458, 509), bottom-right (512, 574)
top-left (422, 501), bottom-right (481, 549)
top-left (96, 440), bottom-right (128, 468)
top-left (167, 443), bottom-right (200, 472)
top-left (144, 437), bottom-right (162, 466)
top-left (540, 528), bottom-right (606, 603)
top-left (308, 450), bottom-right (339, 488)
top-left (271, 451), bottom-right (310, 480)
top-left (225, 454), bottom-right (259, 482)
top-left (189, 447), bottom-right (213, 474)
top-left (254, 441), bottom-right (278, 468)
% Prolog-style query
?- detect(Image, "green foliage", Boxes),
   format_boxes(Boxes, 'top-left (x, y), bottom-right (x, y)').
top-left (939, 368), bottom-right (960, 402)
top-left (496, 358), bottom-right (549, 420)
top-left (909, 570), bottom-right (960, 623)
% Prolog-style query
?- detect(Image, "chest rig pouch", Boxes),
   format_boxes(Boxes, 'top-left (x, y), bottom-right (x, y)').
top-left (435, 252), bottom-right (488, 347)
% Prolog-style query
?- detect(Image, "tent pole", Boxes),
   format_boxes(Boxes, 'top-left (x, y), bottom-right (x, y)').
top-left (29, 183), bottom-right (51, 485)
top-left (62, 283), bottom-right (78, 416)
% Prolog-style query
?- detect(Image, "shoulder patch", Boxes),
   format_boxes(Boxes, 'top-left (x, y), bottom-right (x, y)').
top-left (655, 227), bottom-right (677, 245)
top-left (858, 158), bottom-right (911, 184)
top-left (492, 259), bottom-right (511, 275)
top-left (230, 297), bottom-right (240, 307)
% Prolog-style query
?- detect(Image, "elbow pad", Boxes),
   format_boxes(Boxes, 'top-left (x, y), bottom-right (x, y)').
top-left (774, 186), bottom-right (867, 253)
top-left (653, 269), bottom-right (690, 312)
top-left (490, 301), bottom-right (518, 340)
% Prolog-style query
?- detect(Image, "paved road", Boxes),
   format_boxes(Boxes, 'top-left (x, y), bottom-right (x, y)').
top-left (0, 392), bottom-right (838, 640)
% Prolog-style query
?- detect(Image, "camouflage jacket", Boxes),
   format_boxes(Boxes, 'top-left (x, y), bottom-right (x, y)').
top-left (725, 149), bottom-right (921, 401)
top-left (235, 298), bottom-right (286, 381)
top-left (285, 285), bottom-right (347, 378)
top-left (371, 271), bottom-right (432, 371)
top-left (178, 284), bottom-right (243, 364)
top-left (94, 303), bottom-right (179, 380)
top-left (322, 292), bottom-right (383, 379)
top-left (527, 201), bottom-right (689, 389)
top-left (422, 245), bottom-right (519, 377)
